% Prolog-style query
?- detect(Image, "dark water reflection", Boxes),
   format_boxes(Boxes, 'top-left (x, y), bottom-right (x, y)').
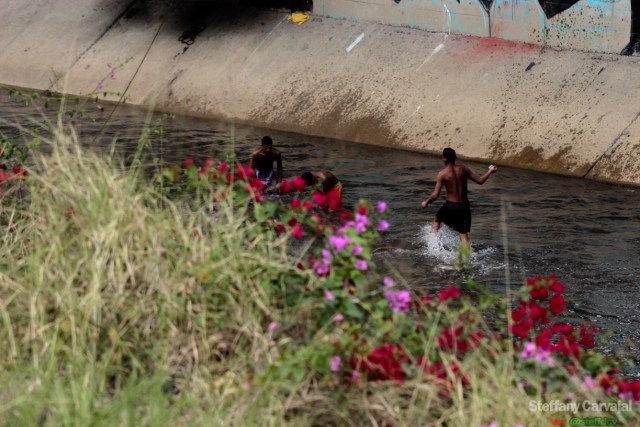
top-left (1, 95), bottom-right (639, 357)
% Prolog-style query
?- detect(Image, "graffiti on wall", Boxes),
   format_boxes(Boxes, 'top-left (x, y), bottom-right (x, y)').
top-left (461, 0), bottom-right (639, 54)
top-left (318, 0), bottom-right (640, 55)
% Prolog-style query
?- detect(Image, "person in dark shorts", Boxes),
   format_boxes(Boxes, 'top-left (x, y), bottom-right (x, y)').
top-left (250, 136), bottom-right (283, 193)
top-left (420, 147), bottom-right (497, 246)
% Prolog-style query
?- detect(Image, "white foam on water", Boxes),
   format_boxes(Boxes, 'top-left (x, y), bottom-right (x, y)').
top-left (418, 224), bottom-right (503, 274)
top-left (419, 224), bottom-right (459, 264)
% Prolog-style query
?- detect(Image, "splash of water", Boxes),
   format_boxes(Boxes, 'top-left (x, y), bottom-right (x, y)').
top-left (420, 224), bottom-right (500, 273)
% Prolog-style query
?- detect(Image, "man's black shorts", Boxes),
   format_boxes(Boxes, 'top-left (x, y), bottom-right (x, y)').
top-left (436, 201), bottom-right (471, 233)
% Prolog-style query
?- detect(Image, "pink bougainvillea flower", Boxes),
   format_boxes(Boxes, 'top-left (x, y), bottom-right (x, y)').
top-left (352, 245), bottom-right (363, 256)
top-left (385, 291), bottom-right (411, 313)
top-left (383, 277), bottom-right (394, 287)
top-left (292, 176), bottom-right (306, 192)
top-left (325, 290), bottom-right (335, 301)
top-left (354, 260), bottom-right (368, 271)
top-left (330, 356), bottom-right (342, 372)
top-left (377, 201), bottom-right (387, 213)
top-left (315, 262), bottom-right (330, 276)
top-left (268, 322), bottom-right (279, 332)
top-left (204, 159), bottom-right (215, 167)
top-left (322, 248), bottom-right (333, 264)
top-left (377, 220), bottom-right (389, 231)
top-left (291, 224), bottom-right (304, 239)
top-left (354, 214), bottom-right (370, 234)
top-left (329, 235), bottom-right (351, 252)
top-left (334, 313), bottom-right (344, 323)
top-left (520, 342), bottom-right (537, 359)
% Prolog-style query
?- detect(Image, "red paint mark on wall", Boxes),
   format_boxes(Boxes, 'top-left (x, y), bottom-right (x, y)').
top-left (474, 36), bottom-right (539, 53)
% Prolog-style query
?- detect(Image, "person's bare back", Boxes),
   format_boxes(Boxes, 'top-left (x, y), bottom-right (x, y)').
top-left (440, 164), bottom-right (471, 203)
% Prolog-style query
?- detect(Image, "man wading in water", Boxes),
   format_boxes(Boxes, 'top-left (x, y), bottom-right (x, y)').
top-left (250, 136), bottom-right (283, 193)
top-left (421, 147), bottom-right (497, 247)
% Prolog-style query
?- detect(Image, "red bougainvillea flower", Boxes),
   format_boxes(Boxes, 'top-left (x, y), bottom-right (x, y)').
top-left (246, 184), bottom-right (262, 202)
top-left (351, 344), bottom-right (408, 383)
top-left (549, 294), bottom-right (567, 315)
top-left (511, 320), bottom-right (532, 339)
top-left (218, 161), bottom-right (229, 174)
top-left (279, 180), bottom-right (291, 193)
top-left (274, 224), bottom-right (285, 234)
top-left (183, 158), bottom-right (194, 168)
top-left (357, 206), bottom-right (368, 215)
top-left (438, 286), bottom-right (461, 303)
top-left (12, 165), bottom-right (21, 175)
top-left (527, 301), bottom-right (547, 324)
top-left (340, 212), bottom-right (352, 220)
top-left (291, 224), bottom-right (303, 239)
top-left (302, 201), bottom-right (313, 212)
top-left (530, 285), bottom-right (549, 300)
top-left (549, 279), bottom-right (566, 294)
top-left (511, 302), bottom-right (528, 322)
top-left (236, 165), bottom-right (256, 181)
top-left (292, 176), bottom-right (306, 192)
top-left (204, 159), bottom-right (215, 167)
top-left (290, 199), bottom-right (301, 209)
top-left (313, 192), bottom-right (328, 208)
top-left (551, 324), bottom-right (574, 336)
top-left (249, 178), bottom-right (265, 192)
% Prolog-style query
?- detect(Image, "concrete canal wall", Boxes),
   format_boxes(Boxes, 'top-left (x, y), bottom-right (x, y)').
top-left (1, 0), bottom-right (640, 185)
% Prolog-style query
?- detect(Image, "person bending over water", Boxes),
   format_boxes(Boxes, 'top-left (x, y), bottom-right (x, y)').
top-left (421, 147), bottom-right (497, 247)
top-left (301, 170), bottom-right (343, 211)
top-left (250, 136), bottom-right (283, 193)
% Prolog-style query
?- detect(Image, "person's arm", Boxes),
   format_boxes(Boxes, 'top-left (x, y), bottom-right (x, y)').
top-left (250, 151), bottom-right (257, 171)
top-left (468, 165), bottom-right (498, 185)
top-left (275, 152), bottom-right (283, 183)
top-left (421, 174), bottom-right (443, 208)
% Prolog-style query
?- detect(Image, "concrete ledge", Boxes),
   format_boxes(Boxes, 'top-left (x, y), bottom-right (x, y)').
top-left (0, 1), bottom-right (639, 185)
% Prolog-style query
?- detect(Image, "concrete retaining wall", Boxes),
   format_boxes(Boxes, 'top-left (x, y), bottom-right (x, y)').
top-left (0, 0), bottom-right (639, 185)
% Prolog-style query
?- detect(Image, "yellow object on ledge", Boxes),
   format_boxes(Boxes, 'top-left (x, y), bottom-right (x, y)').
top-left (288, 13), bottom-right (310, 25)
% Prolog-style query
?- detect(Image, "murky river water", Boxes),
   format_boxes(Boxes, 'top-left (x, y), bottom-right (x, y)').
top-left (1, 95), bottom-right (639, 358)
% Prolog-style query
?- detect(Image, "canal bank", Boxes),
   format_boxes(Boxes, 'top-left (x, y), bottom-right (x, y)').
top-left (1, 0), bottom-right (640, 185)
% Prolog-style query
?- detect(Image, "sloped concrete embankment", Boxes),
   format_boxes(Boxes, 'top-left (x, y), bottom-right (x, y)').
top-left (0, 0), bottom-right (639, 185)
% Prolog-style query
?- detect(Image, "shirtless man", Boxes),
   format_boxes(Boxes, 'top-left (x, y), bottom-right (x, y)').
top-left (250, 136), bottom-right (282, 193)
top-left (301, 170), bottom-right (343, 211)
top-left (421, 147), bottom-right (497, 245)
